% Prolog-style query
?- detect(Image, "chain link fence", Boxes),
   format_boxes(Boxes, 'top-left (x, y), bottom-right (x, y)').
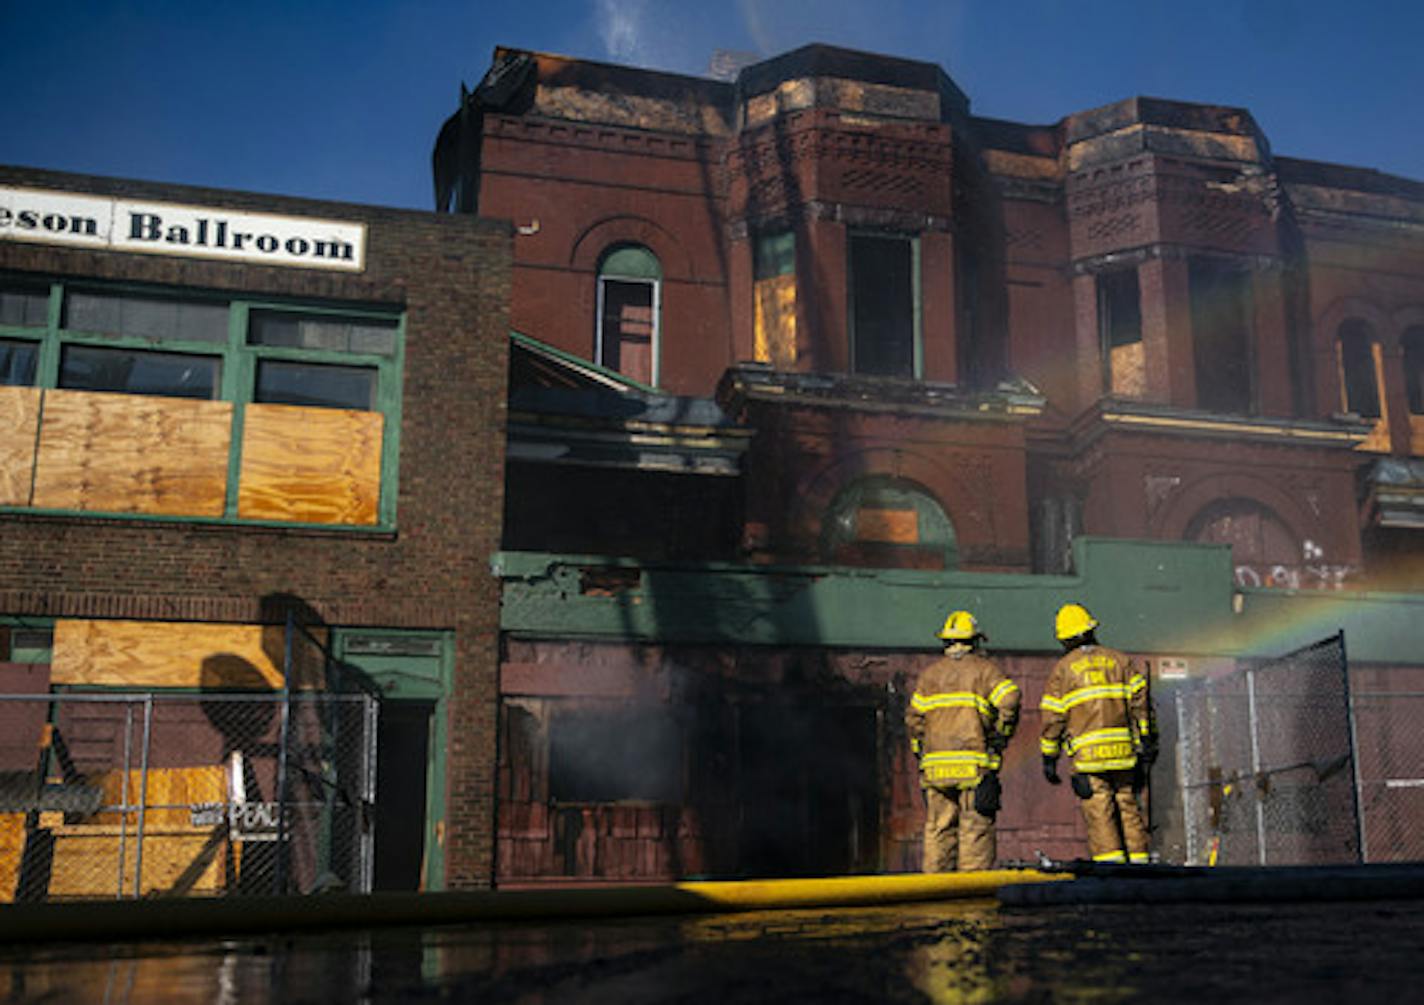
top-left (1350, 679), bottom-right (1424, 864)
top-left (0, 691), bottom-right (377, 902)
top-left (1177, 633), bottom-right (1362, 866)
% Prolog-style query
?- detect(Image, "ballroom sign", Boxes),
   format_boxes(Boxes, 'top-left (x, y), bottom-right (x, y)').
top-left (0, 185), bottom-right (366, 271)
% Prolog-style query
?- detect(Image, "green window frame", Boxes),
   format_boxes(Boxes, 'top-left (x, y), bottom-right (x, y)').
top-left (0, 275), bottom-right (405, 530)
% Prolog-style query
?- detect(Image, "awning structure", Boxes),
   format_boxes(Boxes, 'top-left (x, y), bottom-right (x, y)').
top-left (506, 332), bottom-right (751, 476)
top-left (1365, 458), bottom-right (1424, 529)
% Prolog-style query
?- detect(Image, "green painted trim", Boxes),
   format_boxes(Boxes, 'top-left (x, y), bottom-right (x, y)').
top-left (1, 277), bottom-right (405, 531)
top-left (378, 315), bottom-right (406, 526)
top-left (0, 505), bottom-right (395, 534)
top-left (333, 629), bottom-right (454, 893)
top-left (494, 538), bottom-right (1424, 663)
top-left (599, 245), bottom-right (662, 280)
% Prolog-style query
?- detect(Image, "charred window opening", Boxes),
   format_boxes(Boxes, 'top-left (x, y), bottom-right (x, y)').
top-left (1098, 268), bottom-right (1143, 397)
top-left (1338, 320), bottom-right (1382, 419)
top-left (597, 245), bottom-right (660, 386)
top-left (1189, 260), bottom-right (1254, 413)
top-left (849, 233), bottom-right (918, 378)
top-left (753, 229), bottom-right (797, 369)
top-left (821, 476), bottom-right (956, 570)
top-left (578, 566), bottom-right (642, 596)
top-left (1402, 327), bottom-right (1424, 415)
top-left (548, 706), bottom-right (682, 803)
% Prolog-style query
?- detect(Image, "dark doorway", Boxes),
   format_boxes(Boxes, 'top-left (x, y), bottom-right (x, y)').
top-left (735, 704), bottom-right (880, 878)
top-left (373, 700), bottom-right (434, 891)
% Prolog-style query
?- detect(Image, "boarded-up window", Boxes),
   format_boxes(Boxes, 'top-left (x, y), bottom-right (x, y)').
top-left (597, 246), bottom-right (660, 386)
top-left (850, 234), bottom-right (916, 378)
top-left (753, 230), bottom-right (796, 369)
top-left (1338, 320), bottom-right (1382, 419)
top-left (1098, 268), bottom-right (1144, 397)
top-left (548, 706), bottom-right (682, 803)
top-left (1190, 260), bottom-right (1254, 413)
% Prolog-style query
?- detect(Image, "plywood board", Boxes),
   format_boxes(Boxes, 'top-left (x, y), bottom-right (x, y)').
top-left (855, 506), bottom-right (919, 545)
top-left (1110, 341), bottom-right (1146, 398)
top-left (237, 403), bottom-right (382, 525)
top-left (0, 385), bottom-right (41, 506)
top-left (46, 826), bottom-right (229, 897)
top-left (89, 765), bottom-right (228, 829)
top-left (0, 813), bottom-right (23, 903)
top-left (52, 619), bottom-right (327, 690)
top-left (31, 389), bottom-right (232, 516)
top-left (754, 274), bottom-right (797, 369)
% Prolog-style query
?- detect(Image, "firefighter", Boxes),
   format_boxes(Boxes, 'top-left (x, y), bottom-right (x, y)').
top-left (1040, 602), bottom-right (1157, 864)
top-left (905, 610), bottom-right (1021, 872)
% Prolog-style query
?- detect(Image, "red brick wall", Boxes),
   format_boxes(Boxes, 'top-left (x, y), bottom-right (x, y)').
top-left (0, 166), bottom-right (511, 889)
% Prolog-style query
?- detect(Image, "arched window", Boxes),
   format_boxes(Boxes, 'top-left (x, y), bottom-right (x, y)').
top-left (1403, 326), bottom-right (1424, 415)
top-left (1186, 497), bottom-right (1300, 587)
top-left (596, 245), bottom-right (661, 386)
top-left (1337, 319), bottom-right (1382, 419)
top-left (820, 477), bottom-right (956, 570)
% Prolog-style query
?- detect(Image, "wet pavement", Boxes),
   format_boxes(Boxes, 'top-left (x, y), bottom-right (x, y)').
top-left (3, 895), bottom-right (1422, 1003)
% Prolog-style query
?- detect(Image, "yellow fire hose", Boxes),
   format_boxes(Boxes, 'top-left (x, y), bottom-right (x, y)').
top-left (0, 869), bottom-right (1066, 944)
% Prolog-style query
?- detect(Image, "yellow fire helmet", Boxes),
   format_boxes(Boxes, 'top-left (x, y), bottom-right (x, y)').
top-left (937, 610), bottom-right (981, 642)
top-left (1055, 602), bottom-right (1099, 641)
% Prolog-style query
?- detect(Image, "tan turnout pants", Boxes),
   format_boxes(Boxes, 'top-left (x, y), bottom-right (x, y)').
top-left (1080, 770), bottom-right (1149, 863)
top-left (922, 784), bottom-right (995, 872)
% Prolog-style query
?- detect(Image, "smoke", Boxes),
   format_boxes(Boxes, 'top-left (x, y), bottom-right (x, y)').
top-left (595, 0), bottom-right (654, 66)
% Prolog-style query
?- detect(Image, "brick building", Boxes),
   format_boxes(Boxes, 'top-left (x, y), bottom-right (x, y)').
top-left (2, 41), bottom-right (1423, 896)
top-left (437, 44), bottom-right (1424, 880)
top-left (0, 167), bottom-right (510, 892)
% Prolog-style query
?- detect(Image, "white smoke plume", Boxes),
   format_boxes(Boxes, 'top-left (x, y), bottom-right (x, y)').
top-left (595, 0), bottom-right (654, 65)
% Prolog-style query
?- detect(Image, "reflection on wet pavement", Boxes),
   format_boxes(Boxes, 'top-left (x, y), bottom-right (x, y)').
top-left (3, 897), bottom-right (1423, 1003)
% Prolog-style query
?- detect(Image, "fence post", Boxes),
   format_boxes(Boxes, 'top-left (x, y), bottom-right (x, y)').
top-left (360, 694), bottom-right (379, 894)
top-left (274, 609), bottom-right (294, 895)
top-left (1340, 630), bottom-right (1367, 863)
top-left (115, 701), bottom-right (135, 899)
top-left (133, 694), bottom-right (154, 899)
top-left (1246, 668), bottom-right (1267, 866)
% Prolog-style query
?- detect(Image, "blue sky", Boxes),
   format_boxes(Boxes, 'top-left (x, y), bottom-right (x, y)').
top-left (3, 1), bottom-right (1422, 210)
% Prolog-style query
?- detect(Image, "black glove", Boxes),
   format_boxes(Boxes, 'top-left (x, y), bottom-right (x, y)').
top-left (1070, 773), bottom-right (1093, 800)
top-left (1138, 738), bottom-right (1159, 767)
top-left (973, 771), bottom-right (1002, 818)
top-left (1042, 755), bottom-right (1061, 785)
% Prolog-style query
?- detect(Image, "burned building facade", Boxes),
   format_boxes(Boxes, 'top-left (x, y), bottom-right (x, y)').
top-left (445, 45), bottom-right (1424, 881)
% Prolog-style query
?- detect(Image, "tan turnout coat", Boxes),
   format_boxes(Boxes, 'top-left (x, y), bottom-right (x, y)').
top-left (906, 649), bottom-right (1020, 789)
